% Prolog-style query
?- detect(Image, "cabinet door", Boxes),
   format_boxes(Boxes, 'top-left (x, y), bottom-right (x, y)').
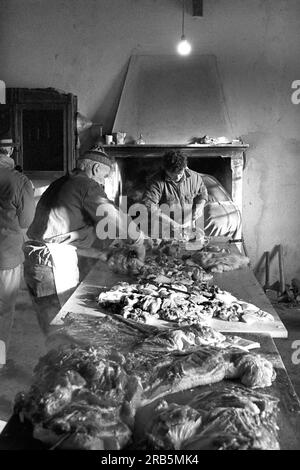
top-left (22, 107), bottom-right (65, 171)
top-left (7, 88), bottom-right (77, 177)
top-left (0, 105), bottom-right (12, 137)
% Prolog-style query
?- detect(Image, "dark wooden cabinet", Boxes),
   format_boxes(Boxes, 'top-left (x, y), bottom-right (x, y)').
top-left (4, 88), bottom-right (77, 178)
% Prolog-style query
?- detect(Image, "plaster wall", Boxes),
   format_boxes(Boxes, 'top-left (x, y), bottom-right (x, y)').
top-left (1, 0), bottom-right (300, 283)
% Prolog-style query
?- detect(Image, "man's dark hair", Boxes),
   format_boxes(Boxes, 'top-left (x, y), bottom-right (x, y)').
top-left (163, 150), bottom-right (187, 173)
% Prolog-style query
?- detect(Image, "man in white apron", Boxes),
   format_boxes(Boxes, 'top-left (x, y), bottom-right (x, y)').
top-left (24, 145), bottom-right (145, 335)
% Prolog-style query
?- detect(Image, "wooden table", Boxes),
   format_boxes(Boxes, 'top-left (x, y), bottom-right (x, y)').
top-left (49, 259), bottom-right (300, 449)
top-left (133, 333), bottom-right (300, 451)
top-left (1, 326), bottom-right (300, 449)
top-left (51, 260), bottom-right (288, 338)
top-left (1, 260), bottom-right (299, 449)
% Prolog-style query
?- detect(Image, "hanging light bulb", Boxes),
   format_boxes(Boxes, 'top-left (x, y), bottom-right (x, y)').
top-left (177, 35), bottom-right (192, 55)
top-left (177, 0), bottom-right (192, 56)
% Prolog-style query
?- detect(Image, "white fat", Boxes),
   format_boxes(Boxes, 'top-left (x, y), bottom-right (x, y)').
top-left (214, 292), bottom-right (238, 305)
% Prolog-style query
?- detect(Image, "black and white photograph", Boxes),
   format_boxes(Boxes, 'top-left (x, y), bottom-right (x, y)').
top-left (0, 0), bottom-right (300, 453)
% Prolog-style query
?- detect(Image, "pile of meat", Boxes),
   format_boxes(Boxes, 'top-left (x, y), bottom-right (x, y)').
top-left (106, 246), bottom-right (144, 275)
top-left (105, 238), bottom-right (250, 277)
top-left (137, 387), bottom-right (280, 450)
top-left (138, 325), bottom-right (231, 352)
top-left (14, 324), bottom-right (277, 450)
top-left (140, 255), bottom-right (213, 285)
top-left (153, 239), bottom-right (250, 274)
top-left (191, 245), bottom-right (250, 273)
top-left (104, 238), bottom-right (208, 281)
top-left (154, 239), bottom-right (188, 258)
top-left (137, 324), bottom-right (260, 352)
top-left (98, 281), bottom-right (275, 325)
top-left (104, 239), bottom-right (191, 277)
top-left (14, 346), bottom-right (135, 450)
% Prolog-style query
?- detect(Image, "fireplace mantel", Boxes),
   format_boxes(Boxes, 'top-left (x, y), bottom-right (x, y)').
top-left (103, 144), bottom-right (248, 228)
top-left (103, 144), bottom-right (248, 159)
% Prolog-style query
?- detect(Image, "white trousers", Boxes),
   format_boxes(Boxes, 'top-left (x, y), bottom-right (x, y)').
top-left (0, 264), bottom-right (22, 365)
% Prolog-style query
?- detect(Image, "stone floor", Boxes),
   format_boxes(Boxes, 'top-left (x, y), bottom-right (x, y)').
top-left (0, 282), bottom-right (47, 422)
top-left (0, 280), bottom-right (300, 427)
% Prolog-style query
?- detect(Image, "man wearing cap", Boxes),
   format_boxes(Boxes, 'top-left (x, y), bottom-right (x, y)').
top-left (24, 145), bottom-right (145, 335)
top-left (0, 136), bottom-right (35, 366)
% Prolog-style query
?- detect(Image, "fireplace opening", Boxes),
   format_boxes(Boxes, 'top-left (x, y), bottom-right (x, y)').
top-left (118, 156), bottom-right (232, 207)
top-left (103, 144), bottom-right (247, 240)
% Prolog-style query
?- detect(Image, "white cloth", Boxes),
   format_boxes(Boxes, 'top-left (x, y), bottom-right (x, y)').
top-left (46, 243), bottom-right (79, 306)
top-left (0, 264), bottom-right (22, 364)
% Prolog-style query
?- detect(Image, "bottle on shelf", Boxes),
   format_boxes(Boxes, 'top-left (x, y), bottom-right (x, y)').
top-left (136, 133), bottom-right (145, 145)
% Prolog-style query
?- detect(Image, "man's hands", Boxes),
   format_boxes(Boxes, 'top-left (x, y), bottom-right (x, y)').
top-left (129, 230), bottom-right (146, 262)
top-left (192, 201), bottom-right (205, 223)
top-left (181, 219), bottom-right (193, 229)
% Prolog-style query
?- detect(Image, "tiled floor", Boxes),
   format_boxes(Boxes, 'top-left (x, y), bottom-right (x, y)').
top-left (0, 281), bottom-right (300, 425)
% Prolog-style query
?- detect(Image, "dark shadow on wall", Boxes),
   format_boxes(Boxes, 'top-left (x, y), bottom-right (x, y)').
top-left (79, 59), bottom-right (131, 156)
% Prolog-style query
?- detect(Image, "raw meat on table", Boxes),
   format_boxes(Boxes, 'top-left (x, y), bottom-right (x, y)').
top-left (14, 337), bottom-right (275, 450)
top-left (97, 281), bottom-right (275, 325)
top-left (135, 346), bottom-right (276, 406)
top-left (137, 386), bottom-right (279, 450)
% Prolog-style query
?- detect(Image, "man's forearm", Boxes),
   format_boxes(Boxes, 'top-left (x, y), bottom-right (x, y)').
top-left (158, 210), bottom-right (178, 227)
top-left (144, 203), bottom-right (177, 227)
top-left (192, 199), bottom-right (206, 219)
